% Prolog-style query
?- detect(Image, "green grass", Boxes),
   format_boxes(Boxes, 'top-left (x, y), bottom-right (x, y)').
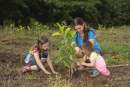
top-left (97, 26), bottom-right (130, 65)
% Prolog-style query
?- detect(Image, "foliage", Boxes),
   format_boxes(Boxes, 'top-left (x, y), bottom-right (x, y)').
top-left (0, 0), bottom-right (130, 26)
top-left (52, 23), bottom-right (75, 68)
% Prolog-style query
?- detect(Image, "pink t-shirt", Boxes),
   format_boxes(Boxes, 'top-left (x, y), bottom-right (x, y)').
top-left (90, 52), bottom-right (110, 76)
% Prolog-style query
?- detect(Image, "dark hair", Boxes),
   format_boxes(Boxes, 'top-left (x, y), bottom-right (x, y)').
top-left (74, 17), bottom-right (91, 56)
top-left (32, 36), bottom-right (49, 57)
top-left (74, 17), bottom-right (85, 26)
top-left (37, 36), bottom-right (48, 46)
top-left (74, 17), bottom-right (89, 47)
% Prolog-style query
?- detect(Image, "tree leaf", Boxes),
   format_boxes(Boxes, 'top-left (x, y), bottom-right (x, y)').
top-left (52, 32), bottom-right (61, 36)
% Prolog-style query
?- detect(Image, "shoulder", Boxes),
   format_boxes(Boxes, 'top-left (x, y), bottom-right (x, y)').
top-left (90, 52), bottom-right (100, 60)
top-left (33, 47), bottom-right (39, 52)
top-left (74, 32), bottom-right (79, 37)
top-left (31, 46), bottom-right (39, 54)
top-left (88, 28), bottom-right (96, 34)
top-left (88, 28), bottom-right (96, 39)
top-left (74, 32), bottom-right (79, 35)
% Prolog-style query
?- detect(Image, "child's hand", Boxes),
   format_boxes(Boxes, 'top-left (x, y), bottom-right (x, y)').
top-left (76, 62), bottom-right (81, 66)
top-left (81, 62), bottom-right (86, 66)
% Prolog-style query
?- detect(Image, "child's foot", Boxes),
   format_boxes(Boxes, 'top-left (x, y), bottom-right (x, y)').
top-left (22, 66), bottom-right (31, 73)
top-left (52, 71), bottom-right (58, 74)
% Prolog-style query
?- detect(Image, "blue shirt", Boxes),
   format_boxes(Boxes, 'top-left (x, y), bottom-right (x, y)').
top-left (74, 28), bottom-right (102, 54)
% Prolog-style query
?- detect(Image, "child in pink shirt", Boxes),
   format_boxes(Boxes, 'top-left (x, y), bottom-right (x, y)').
top-left (81, 52), bottom-right (110, 76)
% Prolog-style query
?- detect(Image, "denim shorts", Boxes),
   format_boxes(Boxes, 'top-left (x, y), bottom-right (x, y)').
top-left (24, 53), bottom-right (36, 65)
top-left (24, 53), bottom-right (47, 65)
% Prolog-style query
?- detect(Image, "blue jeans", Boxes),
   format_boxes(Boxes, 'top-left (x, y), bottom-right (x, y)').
top-left (88, 68), bottom-right (99, 77)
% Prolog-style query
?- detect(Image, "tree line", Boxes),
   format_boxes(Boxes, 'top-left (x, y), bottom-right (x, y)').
top-left (0, 0), bottom-right (130, 26)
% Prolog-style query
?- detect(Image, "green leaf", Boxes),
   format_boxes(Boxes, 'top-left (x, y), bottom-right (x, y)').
top-left (59, 26), bottom-right (65, 33)
top-left (65, 27), bottom-right (71, 36)
top-left (52, 32), bottom-right (62, 36)
top-left (71, 41), bottom-right (75, 47)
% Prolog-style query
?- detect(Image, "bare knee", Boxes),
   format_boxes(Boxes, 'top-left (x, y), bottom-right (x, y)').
top-left (30, 65), bottom-right (39, 71)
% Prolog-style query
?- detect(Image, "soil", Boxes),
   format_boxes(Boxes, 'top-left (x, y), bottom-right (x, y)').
top-left (0, 51), bottom-right (130, 87)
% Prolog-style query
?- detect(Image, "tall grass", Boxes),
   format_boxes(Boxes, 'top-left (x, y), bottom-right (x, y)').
top-left (97, 25), bottom-right (130, 65)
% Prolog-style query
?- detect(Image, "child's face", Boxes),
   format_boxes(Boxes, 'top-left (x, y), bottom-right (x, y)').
top-left (41, 42), bottom-right (49, 50)
top-left (75, 25), bottom-right (84, 33)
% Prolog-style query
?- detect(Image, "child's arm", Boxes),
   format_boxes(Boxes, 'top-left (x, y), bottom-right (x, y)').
top-left (81, 62), bottom-right (94, 67)
top-left (81, 57), bottom-right (96, 67)
top-left (47, 55), bottom-right (58, 74)
top-left (33, 53), bottom-right (51, 74)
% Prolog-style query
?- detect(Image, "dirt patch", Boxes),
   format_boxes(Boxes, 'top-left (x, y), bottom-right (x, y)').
top-left (1, 39), bottom-right (31, 47)
top-left (0, 52), bottom-right (19, 64)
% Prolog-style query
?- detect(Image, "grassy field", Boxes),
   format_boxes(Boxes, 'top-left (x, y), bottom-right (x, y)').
top-left (0, 24), bottom-right (130, 87)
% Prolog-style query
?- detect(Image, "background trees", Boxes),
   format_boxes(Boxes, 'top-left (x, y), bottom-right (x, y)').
top-left (0, 0), bottom-right (130, 26)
